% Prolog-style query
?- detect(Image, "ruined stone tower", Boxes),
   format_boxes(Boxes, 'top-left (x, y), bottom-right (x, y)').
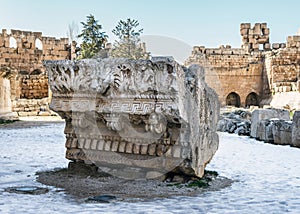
top-left (240, 23), bottom-right (271, 51)
top-left (186, 23), bottom-right (300, 109)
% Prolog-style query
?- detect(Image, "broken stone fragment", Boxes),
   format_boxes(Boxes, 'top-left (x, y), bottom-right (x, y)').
top-left (44, 57), bottom-right (220, 179)
top-left (250, 108), bottom-right (290, 139)
top-left (292, 111), bottom-right (300, 147)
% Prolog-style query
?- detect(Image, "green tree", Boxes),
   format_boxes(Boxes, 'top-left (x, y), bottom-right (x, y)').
top-left (78, 14), bottom-right (108, 59)
top-left (110, 18), bottom-right (150, 59)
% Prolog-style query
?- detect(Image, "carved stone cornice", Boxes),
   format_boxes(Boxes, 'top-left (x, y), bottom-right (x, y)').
top-left (44, 57), bottom-right (220, 179)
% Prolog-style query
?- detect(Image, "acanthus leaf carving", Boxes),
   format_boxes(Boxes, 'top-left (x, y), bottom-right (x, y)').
top-left (45, 57), bottom-right (220, 178)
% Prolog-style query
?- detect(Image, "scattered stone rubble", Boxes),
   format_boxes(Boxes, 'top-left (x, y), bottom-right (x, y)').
top-left (217, 109), bottom-right (251, 136)
top-left (218, 107), bottom-right (300, 148)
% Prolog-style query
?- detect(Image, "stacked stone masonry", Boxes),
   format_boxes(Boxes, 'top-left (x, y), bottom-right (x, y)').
top-left (0, 29), bottom-right (75, 116)
top-left (185, 23), bottom-right (300, 109)
top-left (12, 98), bottom-right (51, 117)
top-left (240, 23), bottom-right (270, 51)
top-left (20, 73), bottom-right (48, 99)
top-left (1, 23), bottom-right (300, 118)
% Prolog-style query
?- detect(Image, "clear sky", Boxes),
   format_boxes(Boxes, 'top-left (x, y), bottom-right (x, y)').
top-left (0, 0), bottom-right (299, 62)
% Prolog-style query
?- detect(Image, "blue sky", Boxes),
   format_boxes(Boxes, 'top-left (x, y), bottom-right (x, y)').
top-left (0, 0), bottom-right (299, 61)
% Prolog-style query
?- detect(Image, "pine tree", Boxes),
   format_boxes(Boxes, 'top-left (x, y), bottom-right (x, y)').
top-left (110, 18), bottom-right (150, 59)
top-left (78, 14), bottom-right (108, 59)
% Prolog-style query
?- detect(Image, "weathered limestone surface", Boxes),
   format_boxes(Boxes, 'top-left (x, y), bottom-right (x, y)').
top-left (44, 57), bottom-right (220, 179)
top-left (0, 67), bottom-right (18, 120)
top-left (270, 92), bottom-right (300, 111)
top-left (0, 69), bottom-right (12, 114)
top-left (19, 72), bottom-right (49, 99)
top-left (0, 29), bottom-right (75, 116)
top-left (218, 107), bottom-right (300, 148)
top-left (292, 111), bottom-right (300, 147)
top-left (256, 118), bottom-right (292, 144)
top-left (185, 23), bottom-right (300, 108)
top-left (256, 119), bottom-right (276, 142)
top-left (250, 109), bottom-right (290, 139)
top-left (240, 23), bottom-right (270, 52)
top-left (272, 120), bottom-right (292, 145)
top-left (12, 98), bottom-right (52, 117)
top-left (217, 109), bottom-right (251, 136)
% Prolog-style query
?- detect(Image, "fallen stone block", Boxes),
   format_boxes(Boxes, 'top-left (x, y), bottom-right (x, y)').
top-left (272, 120), bottom-right (292, 145)
top-left (250, 108), bottom-right (290, 139)
top-left (44, 57), bottom-right (220, 179)
top-left (256, 119), bottom-right (276, 142)
top-left (292, 111), bottom-right (300, 147)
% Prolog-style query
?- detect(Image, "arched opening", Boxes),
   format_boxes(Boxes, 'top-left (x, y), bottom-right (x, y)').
top-left (19, 70), bottom-right (29, 75)
top-left (245, 92), bottom-right (259, 106)
top-left (35, 38), bottom-right (43, 50)
top-left (226, 92), bottom-right (241, 107)
top-left (9, 37), bottom-right (17, 48)
top-left (31, 69), bottom-right (42, 75)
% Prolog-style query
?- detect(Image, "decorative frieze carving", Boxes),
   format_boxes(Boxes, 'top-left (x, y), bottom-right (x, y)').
top-left (44, 57), bottom-right (220, 179)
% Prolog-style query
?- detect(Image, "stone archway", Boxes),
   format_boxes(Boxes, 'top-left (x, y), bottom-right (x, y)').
top-left (226, 92), bottom-right (241, 107)
top-left (245, 92), bottom-right (259, 106)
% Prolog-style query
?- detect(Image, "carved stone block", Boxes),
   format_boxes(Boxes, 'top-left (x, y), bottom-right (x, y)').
top-left (44, 57), bottom-right (220, 179)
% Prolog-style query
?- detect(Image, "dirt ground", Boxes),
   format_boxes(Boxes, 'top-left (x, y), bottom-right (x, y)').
top-left (36, 168), bottom-right (233, 202)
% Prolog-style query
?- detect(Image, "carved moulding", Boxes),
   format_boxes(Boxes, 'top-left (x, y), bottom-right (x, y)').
top-left (44, 57), bottom-right (220, 179)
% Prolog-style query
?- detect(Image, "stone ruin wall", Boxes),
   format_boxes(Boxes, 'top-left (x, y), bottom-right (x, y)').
top-left (1, 23), bottom-right (300, 118)
top-left (19, 72), bottom-right (49, 99)
top-left (240, 23), bottom-right (270, 51)
top-left (185, 23), bottom-right (300, 109)
top-left (270, 36), bottom-right (300, 92)
top-left (0, 29), bottom-right (73, 116)
top-left (185, 45), bottom-right (265, 107)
